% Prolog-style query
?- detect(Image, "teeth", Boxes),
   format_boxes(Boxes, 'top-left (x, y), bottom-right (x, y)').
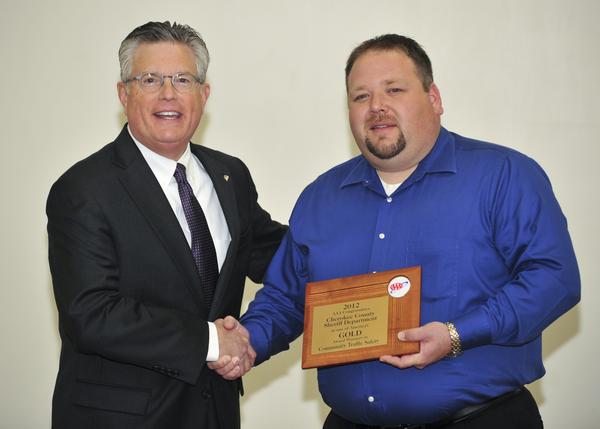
top-left (155, 111), bottom-right (180, 117)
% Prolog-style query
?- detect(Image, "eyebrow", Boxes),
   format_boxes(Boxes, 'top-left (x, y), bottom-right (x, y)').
top-left (349, 79), bottom-right (406, 92)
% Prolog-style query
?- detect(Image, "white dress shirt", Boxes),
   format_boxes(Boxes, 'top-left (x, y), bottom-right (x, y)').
top-left (131, 128), bottom-right (229, 361)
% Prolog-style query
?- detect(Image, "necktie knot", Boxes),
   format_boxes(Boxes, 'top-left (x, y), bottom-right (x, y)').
top-left (173, 163), bottom-right (187, 184)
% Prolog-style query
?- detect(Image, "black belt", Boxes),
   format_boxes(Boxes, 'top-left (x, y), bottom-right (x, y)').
top-left (357, 388), bottom-right (524, 429)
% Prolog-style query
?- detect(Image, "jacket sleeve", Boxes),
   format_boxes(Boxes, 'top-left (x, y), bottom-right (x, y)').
top-left (238, 160), bottom-right (288, 284)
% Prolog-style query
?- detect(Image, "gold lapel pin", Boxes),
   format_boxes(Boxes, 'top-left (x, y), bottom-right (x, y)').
top-left (224, 175), bottom-right (230, 182)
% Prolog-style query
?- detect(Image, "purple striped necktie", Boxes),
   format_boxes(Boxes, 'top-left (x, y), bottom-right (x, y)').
top-left (173, 163), bottom-right (218, 304)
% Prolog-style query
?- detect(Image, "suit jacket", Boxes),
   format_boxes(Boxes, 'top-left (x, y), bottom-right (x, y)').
top-left (47, 126), bottom-right (286, 429)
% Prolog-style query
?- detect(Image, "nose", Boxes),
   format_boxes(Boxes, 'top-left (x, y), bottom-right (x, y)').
top-left (369, 92), bottom-right (387, 114)
top-left (159, 77), bottom-right (176, 100)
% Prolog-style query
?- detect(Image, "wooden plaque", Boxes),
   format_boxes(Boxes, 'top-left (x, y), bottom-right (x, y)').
top-left (302, 266), bottom-right (421, 369)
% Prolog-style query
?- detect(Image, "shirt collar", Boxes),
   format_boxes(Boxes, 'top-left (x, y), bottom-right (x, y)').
top-left (411, 127), bottom-right (456, 180)
top-left (128, 125), bottom-right (193, 188)
top-left (340, 127), bottom-right (457, 189)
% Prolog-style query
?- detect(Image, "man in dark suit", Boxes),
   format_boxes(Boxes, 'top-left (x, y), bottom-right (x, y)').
top-left (46, 21), bottom-right (286, 429)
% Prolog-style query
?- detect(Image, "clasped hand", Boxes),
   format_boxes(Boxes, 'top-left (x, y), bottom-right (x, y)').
top-left (209, 316), bottom-right (256, 380)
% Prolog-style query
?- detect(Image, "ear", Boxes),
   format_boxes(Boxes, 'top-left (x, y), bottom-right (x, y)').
top-left (201, 83), bottom-right (210, 102)
top-left (117, 82), bottom-right (128, 110)
top-left (428, 83), bottom-right (444, 115)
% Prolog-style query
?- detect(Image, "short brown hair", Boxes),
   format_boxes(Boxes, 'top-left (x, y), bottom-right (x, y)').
top-left (345, 34), bottom-right (433, 91)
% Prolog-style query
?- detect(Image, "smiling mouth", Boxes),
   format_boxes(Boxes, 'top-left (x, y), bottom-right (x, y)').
top-left (154, 111), bottom-right (182, 119)
top-left (370, 123), bottom-right (396, 130)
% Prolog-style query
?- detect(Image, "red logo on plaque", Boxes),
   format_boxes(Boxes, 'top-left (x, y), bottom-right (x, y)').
top-left (388, 276), bottom-right (411, 298)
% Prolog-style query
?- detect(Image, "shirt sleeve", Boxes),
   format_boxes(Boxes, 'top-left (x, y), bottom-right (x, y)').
top-left (241, 231), bottom-right (308, 364)
top-left (454, 154), bottom-right (580, 349)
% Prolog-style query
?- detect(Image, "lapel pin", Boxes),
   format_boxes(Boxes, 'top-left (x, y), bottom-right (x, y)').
top-left (224, 175), bottom-right (230, 182)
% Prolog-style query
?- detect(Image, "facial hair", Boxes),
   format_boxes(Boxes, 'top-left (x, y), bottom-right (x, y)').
top-left (365, 135), bottom-right (406, 160)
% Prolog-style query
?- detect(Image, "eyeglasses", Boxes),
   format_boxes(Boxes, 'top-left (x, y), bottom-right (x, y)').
top-left (124, 72), bottom-right (202, 93)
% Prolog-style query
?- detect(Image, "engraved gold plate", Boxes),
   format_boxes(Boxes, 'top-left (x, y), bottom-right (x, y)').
top-left (311, 296), bottom-right (389, 355)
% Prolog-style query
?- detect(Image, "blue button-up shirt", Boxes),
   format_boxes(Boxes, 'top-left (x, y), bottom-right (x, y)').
top-left (241, 127), bottom-right (580, 425)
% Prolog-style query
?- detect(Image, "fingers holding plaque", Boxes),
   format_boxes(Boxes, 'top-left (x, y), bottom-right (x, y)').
top-left (302, 266), bottom-right (421, 369)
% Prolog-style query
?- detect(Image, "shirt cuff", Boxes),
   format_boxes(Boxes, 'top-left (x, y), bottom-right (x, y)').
top-left (206, 321), bottom-right (219, 362)
top-left (453, 307), bottom-right (492, 350)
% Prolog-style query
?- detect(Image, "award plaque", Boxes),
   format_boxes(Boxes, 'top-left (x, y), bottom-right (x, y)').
top-left (302, 266), bottom-right (421, 369)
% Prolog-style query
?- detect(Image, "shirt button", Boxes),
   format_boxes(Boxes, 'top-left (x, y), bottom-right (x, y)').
top-left (378, 233), bottom-right (385, 239)
top-left (368, 396), bottom-right (375, 403)
top-left (386, 197), bottom-right (392, 203)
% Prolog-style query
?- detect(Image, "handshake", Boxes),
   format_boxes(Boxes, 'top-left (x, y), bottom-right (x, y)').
top-left (209, 316), bottom-right (255, 380)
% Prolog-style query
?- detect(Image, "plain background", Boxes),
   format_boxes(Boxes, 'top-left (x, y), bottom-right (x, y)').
top-left (0, 0), bottom-right (597, 428)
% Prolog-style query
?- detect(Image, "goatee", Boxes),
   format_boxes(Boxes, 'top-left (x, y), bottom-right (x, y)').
top-left (366, 136), bottom-right (406, 160)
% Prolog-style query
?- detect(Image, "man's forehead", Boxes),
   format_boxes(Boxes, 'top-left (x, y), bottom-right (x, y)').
top-left (130, 42), bottom-right (195, 70)
top-left (352, 49), bottom-right (413, 72)
top-left (347, 51), bottom-right (417, 89)
top-left (132, 41), bottom-right (191, 58)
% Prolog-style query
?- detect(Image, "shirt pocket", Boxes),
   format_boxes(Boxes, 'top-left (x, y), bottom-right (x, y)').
top-left (406, 239), bottom-right (458, 322)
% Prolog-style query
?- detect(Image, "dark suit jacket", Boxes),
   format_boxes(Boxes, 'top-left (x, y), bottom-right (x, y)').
top-left (47, 126), bottom-right (286, 429)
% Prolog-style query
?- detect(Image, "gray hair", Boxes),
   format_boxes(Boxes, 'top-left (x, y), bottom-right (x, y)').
top-left (118, 21), bottom-right (210, 83)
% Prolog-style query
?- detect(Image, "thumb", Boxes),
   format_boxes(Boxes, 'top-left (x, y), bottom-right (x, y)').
top-left (398, 327), bottom-right (422, 342)
top-left (223, 316), bottom-right (239, 331)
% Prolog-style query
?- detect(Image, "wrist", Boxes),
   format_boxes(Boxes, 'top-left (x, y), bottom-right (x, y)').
top-left (445, 321), bottom-right (462, 358)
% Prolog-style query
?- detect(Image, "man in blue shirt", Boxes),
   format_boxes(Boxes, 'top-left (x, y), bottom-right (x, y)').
top-left (211, 34), bottom-right (580, 428)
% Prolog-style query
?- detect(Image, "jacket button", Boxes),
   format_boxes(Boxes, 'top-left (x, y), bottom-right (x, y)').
top-left (201, 391), bottom-right (212, 400)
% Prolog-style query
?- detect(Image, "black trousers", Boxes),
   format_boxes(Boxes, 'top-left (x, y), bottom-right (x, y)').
top-left (323, 387), bottom-right (543, 429)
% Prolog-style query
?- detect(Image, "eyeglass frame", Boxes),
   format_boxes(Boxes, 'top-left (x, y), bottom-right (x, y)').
top-left (123, 71), bottom-right (204, 93)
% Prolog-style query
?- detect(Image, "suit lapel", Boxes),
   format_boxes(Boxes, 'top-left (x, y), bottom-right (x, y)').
top-left (191, 145), bottom-right (241, 320)
top-left (111, 127), bottom-right (209, 314)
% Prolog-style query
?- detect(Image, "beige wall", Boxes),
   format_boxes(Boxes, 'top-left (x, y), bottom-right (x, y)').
top-left (0, 0), bottom-right (597, 427)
